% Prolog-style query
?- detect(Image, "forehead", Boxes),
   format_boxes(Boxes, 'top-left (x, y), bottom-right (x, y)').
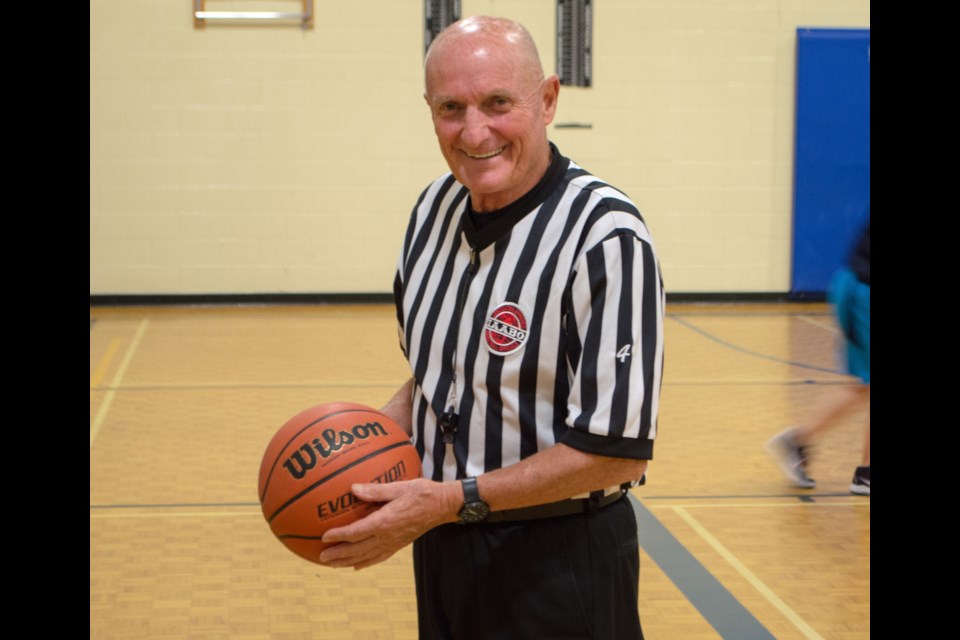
top-left (425, 37), bottom-right (531, 100)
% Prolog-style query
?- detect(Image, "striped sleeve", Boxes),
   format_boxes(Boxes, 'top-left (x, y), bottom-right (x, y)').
top-left (560, 208), bottom-right (665, 460)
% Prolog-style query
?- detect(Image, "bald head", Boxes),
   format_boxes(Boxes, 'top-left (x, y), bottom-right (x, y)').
top-left (421, 15), bottom-right (560, 212)
top-left (425, 16), bottom-right (545, 94)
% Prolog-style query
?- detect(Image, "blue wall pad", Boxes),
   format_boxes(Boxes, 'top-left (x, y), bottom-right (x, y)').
top-left (791, 28), bottom-right (870, 297)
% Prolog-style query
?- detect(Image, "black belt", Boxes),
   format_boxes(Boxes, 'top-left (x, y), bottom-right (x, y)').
top-left (485, 490), bottom-right (626, 524)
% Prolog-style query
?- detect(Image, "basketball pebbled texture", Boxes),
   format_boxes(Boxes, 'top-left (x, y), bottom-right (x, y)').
top-left (258, 402), bottom-right (422, 563)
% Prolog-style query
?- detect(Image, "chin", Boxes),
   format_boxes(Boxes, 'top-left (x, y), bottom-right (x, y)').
top-left (459, 169), bottom-right (512, 194)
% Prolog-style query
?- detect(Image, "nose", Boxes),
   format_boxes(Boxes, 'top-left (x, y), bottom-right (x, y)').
top-left (460, 106), bottom-right (490, 148)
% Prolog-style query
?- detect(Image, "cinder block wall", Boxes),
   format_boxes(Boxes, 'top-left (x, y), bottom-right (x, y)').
top-left (90, 0), bottom-right (869, 295)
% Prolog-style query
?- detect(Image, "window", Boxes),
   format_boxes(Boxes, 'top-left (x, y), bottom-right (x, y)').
top-left (557, 0), bottom-right (592, 87)
top-left (425, 0), bottom-right (461, 56)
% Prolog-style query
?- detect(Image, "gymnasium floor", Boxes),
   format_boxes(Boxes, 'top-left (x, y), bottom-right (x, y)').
top-left (89, 301), bottom-right (869, 639)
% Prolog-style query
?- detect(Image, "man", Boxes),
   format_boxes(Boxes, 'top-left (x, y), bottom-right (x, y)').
top-left (319, 16), bottom-right (665, 639)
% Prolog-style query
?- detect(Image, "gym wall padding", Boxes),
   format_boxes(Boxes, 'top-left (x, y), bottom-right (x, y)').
top-left (791, 28), bottom-right (870, 298)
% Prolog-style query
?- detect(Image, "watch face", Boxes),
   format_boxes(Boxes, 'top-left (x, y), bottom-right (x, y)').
top-left (459, 502), bottom-right (490, 523)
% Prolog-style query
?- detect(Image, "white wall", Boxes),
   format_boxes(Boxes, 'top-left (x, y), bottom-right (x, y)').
top-left (90, 0), bottom-right (870, 295)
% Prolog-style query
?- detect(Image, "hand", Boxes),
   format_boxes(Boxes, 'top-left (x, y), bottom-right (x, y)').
top-left (317, 477), bottom-right (461, 570)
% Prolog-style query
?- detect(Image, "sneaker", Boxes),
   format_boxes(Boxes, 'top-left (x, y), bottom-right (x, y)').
top-left (765, 428), bottom-right (816, 488)
top-left (850, 466), bottom-right (870, 495)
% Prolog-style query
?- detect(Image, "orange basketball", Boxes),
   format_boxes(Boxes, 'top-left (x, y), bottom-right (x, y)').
top-left (257, 402), bottom-right (422, 564)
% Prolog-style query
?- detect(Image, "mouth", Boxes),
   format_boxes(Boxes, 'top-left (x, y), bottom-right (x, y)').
top-left (464, 146), bottom-right (505, 160)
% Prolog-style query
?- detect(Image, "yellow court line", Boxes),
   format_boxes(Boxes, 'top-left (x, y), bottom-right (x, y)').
top-left (672, 506), bottom-right (827, 640)
top-left (664, 377), bottom-right (851, 385)
top-left (90, 338), bottom-right (121, 389)
top-left (646, 501), bottom-right (869, 509)
top-left (90, 318), bottom-right (150, 448)
top-left (90, 510), bottom-right (262, 519)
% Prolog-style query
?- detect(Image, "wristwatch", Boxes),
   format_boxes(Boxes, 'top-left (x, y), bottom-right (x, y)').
top-left (457, 477), bottom-right (490, 524)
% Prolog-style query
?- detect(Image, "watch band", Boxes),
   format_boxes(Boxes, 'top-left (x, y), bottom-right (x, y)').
top-left (457, 476), bottom-right (490, 524)
top-left (461, 476), bottom-right (481, 503)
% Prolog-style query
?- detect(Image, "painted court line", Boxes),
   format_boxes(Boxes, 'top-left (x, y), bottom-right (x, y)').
top-left (92, 381), bottom-right (404, 391)
top-left (630, 494), bottom-right (776, 640)
top-left (93, 495), bottom-right (850, 639)
top-left (669, 315), bottom-right (843, 376)
top-left (647, 501), bottom-right (869, 509)
top-left (90, 318), bottom-right (150, 448)
top-left (671, 505), bottom-right (826, 640)
top-left (90, 338), bottom-right (121, 389)
top-left (91, 511), bottom-right (262, 519)
top-left (798, 314), bottom-right (841, 334)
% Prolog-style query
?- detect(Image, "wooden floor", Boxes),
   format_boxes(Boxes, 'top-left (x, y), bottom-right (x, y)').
top-left (90, 302), bottom-right (869, 639)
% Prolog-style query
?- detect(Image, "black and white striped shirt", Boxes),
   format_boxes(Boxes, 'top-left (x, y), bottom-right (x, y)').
top-left (394, 144), bottom-right (665, 490)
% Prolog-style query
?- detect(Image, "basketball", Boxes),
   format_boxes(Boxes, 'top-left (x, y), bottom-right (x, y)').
top-left (257, 402), bottom-right (422, 563)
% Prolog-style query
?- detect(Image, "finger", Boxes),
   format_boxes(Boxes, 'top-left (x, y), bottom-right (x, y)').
top-left (322, 542), bottom-right (395, 570)
top-left (321, 553), bottom-right (366, 569)
top-left (353, 550), bottom-right (396, 571)
top-left (318, 540), bottom-right (371, 567)
top-left (322, 509), bottom-right (386, 543)
top-left (351, 481), bottom-right (403, 502)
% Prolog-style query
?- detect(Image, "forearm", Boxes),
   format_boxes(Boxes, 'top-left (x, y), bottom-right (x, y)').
top-left (474, 443), bottom-right (648, 512)
top-left (317, 429), bottom-right (648, 569)
top-left (380, 377), bottom-right (415, 436)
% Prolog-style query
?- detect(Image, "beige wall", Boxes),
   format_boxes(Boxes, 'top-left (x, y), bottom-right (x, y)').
top-left (90, 0), bottom-right (869, 296)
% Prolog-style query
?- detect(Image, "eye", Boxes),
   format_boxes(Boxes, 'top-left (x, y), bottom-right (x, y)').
top-left (436, 102), bottom-right (462, 117)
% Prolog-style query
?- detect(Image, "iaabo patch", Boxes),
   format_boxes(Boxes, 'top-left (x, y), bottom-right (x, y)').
top-left (484, 302), bottom-right (529, 355)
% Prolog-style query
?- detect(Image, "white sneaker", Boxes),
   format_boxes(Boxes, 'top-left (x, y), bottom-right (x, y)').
top-left (765, 428), bottom-right (816, 489)
top-left (849, 466), bottom-right (870, 495)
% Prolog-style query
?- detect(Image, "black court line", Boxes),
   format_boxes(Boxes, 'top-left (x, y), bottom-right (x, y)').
top-left (630, 493), bottom-right (777, 640)
top-left (90, 492), bottom-right (837, 638)
top-left (669, 315), bottom-right (844, 375)
top-left (89, 490), bottom-right (863, 510)
top-left (667, 310), bottom-right (832, 318)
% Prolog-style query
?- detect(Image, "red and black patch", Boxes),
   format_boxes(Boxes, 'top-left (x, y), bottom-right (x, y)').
top-left (484, 302), bottom-right (529, 355)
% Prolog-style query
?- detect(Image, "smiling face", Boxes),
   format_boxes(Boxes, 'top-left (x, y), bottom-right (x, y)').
top-left (424, 18), bottom-right (559, 212)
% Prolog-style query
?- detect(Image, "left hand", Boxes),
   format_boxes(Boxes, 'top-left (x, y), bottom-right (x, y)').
top-left (318, 477), bottom-right (460, 570)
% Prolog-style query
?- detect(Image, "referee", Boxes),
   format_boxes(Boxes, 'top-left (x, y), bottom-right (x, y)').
top-left (319, 16), bottom-right (665, 640)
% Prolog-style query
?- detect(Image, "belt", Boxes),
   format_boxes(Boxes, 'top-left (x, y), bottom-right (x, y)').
top-left (485, 490), bottom-right (626, 524)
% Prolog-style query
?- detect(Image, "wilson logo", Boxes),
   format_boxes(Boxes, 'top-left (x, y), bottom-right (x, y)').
top-left (282, 421), bottom-right (389, 480)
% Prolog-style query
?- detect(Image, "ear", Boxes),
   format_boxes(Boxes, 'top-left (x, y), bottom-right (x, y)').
top-left (541, 75), bottom-right (560, 125)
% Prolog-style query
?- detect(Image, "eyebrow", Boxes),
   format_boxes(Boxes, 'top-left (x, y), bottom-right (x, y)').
top-left (428, 89), bottom-right (516, 106)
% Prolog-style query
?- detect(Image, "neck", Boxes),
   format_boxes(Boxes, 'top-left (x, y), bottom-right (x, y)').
top-left (470, 145), bottom-right (553, 213)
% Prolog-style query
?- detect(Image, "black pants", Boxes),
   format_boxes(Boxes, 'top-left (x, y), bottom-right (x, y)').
top-left (413, 496), bottom-right (643, 640)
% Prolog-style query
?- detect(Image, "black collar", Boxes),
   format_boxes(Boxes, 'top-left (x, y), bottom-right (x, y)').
top-left (462, 142), bottom-right (568, 251)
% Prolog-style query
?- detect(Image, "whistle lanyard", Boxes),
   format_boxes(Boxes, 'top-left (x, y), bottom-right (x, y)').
top-left (439, 244), bottom-right (480, 444)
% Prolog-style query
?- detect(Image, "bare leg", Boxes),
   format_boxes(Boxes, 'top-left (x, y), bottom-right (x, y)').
top-left (792, 384), bottom-right (869, 446)
top-left (765, 383), bottom-right (868, 489)
top-left (861, 419), bottom-right (870, 466)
